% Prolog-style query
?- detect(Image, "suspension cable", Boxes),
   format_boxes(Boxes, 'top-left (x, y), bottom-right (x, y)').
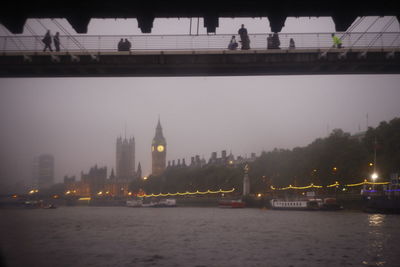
top-left (319, 16), bottom-right (365, 56)
top-left (25, 23), bottom-right (43, 44)
top-left (0, 24), bottom-right (27, 51)
top-left (35, 18), bottom-right (87, 53)
top-left (342, 16), bottom-right (366, 39)
top-left (348, 16), bottom-right (381, 48)
top-left (51, 19), bottom-right (87, 52)
top-left (367, 16), bottom-right (396, 47)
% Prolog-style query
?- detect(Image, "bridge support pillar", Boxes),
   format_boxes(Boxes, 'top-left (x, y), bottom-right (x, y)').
top-left (0, 16), bottom-right (26, 34)
top-left (204, 15), bottom-right (219, 33)
top-left (332, 14), bottom-right (357, 32)
top-left (268, 14), bottom-right (287, 33)
top-left (66, 16), bottom-right (91, 34)
top-left (137, 14), bottom-right (155, 33)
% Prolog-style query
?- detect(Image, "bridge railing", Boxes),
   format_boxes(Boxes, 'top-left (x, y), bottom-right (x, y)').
top-left (1, 32), bottom-right (399, 53)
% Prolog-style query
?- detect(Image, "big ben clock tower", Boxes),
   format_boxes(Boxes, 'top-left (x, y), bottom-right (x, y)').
top-left (151, 118), bottom-right (166, 176)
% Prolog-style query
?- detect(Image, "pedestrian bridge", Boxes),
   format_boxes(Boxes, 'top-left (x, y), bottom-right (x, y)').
top-left (0, 32), bottom-right (399, 77)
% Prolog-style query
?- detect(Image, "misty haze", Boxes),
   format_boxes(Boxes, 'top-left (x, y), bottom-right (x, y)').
top-left (1, 13), bottom-right (400, 267)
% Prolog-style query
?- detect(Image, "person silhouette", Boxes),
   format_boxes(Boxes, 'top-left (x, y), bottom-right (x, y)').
top-left (124, 38), bottom-right (132, 51)
top-left (54, 32), bottom-right (60, 52)
top-left (289, 38), bottom-right (295, 49)
top-left (117, 38), bottom-right (124, 51)
top-left (267, 34), bottom-right (273, 49)
top-left (42, 30), bottom-right (53, 52)
top-left (238, 24), bottom-right (250, 50)
top-left (228, 36), bottom-right (238, 50)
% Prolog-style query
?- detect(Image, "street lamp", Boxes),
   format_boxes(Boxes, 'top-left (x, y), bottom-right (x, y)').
top-left (371, 172), bottom-right (378, 181)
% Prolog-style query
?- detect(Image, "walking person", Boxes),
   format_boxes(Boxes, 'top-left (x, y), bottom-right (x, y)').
top-left (54, 32), bottom-right (60, 52)
top-left (42, 30), bottom-right (53, 52)
top-left (331, 33), bottom-right (342, 48)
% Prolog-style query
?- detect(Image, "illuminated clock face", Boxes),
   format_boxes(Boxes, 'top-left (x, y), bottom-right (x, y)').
top-left (151, 146), bottom-right (155, 152)
top-left (157, 145), bottom-right (165, 152)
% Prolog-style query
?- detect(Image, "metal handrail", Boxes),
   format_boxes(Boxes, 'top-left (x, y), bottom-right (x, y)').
top-left (1, 32), bottom-right (399, 53)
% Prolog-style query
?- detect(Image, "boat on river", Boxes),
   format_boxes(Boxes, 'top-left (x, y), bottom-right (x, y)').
top-left (147, 198), bottom-right (177, 207)
top-left (362, 177), bottom-right (400, 214)
top-left (126, 199), bottom-right (143, 207)
top-left (270, 198), bottom-right (342, 211)
top-left (127, 198), bottom-right (177, 207)
top-left (218, 199), bottom-right (245, 208)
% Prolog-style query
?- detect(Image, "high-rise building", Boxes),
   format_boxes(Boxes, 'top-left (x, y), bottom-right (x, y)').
top-left (151, 118), bottom-right (166, 176)
top-left (33, 154), bottom-right (54, 189)
top-left (116, 136), bottom-right (135, 180)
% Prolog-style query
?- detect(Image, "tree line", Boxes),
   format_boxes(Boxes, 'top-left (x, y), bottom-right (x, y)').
top-left (132, 118), bottom-right (400, 195)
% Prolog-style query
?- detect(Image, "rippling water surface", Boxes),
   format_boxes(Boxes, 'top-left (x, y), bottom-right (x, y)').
top-left (1, 207), bottom-right (400, 267)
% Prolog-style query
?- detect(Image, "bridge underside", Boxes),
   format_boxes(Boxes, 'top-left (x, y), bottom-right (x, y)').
top-left (1, 1), bottom-right (400, 33)
top-left (1, 49), bottom-right (399, 77)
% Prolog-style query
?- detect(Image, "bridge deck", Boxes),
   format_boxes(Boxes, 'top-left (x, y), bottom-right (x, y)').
top-left (1, 33), bottom-right (400, 77)
top-left (2, 47), bottom-right (399, 56)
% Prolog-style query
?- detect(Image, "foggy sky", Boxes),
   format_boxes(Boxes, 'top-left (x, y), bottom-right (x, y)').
top-left (0, 17), bottom-right (400, 188)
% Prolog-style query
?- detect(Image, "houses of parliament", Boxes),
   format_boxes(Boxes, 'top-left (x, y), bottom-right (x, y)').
top-left (64, 119), bottom-right (166, 197)
top-left (63, 117), bottom-right (256, 197)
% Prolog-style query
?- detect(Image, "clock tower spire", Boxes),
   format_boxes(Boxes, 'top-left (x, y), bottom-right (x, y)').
top-left (152, 117), bottom-right (166, 176)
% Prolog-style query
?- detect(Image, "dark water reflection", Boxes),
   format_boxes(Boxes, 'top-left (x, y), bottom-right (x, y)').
top-left (1, 207), bottom-right (400, 267)
top-left (364, 214), bottom-right (387, 266)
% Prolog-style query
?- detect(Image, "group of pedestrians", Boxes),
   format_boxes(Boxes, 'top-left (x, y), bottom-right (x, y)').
top-left (228, 24), bottom-right (342, 50)
top-left (228, 24), bottom-right (251, 50)
top-left (117, 38), bottom-right (132, 51)
top-left (228, 24), bottom-right (286, 50)
top-left (42, 27), bottom-right (343, 53)
top-left (42, 30), bottom-right (61, 52)
top-left (267, 33), bottom-right (281, 49)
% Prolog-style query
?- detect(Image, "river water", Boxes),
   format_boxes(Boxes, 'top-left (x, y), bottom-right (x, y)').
top-left (1, 207), bottom-right (399, 267)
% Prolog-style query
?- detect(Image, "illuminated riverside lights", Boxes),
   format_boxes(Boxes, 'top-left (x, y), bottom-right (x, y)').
top-left (138, 188), bottom-right (235, 198)
top-left (28, 189), bottom-right (39, 194)
top-left (270, 179), bottom-right (389, 190)
top-left (272, 183), bottom-right (323, 190)
top-left (327, 181), bottom-right (340, 188)
top-left (345, 179), bottom-right (389, 187)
